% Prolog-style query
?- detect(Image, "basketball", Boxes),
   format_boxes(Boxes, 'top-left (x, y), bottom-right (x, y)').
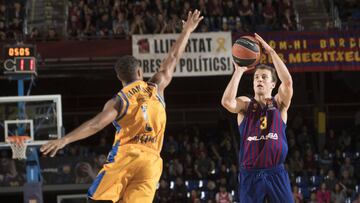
top-left (232, 36), bottom-right (261, 67)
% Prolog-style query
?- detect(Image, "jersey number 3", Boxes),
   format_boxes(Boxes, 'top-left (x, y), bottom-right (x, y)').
top-left (260, 116), bottom-right (267, 130)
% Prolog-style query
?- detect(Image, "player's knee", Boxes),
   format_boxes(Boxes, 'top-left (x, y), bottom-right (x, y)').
top-left (87, 198), bottom-right (113, 203)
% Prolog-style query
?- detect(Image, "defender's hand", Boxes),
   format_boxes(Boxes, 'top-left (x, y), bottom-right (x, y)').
top-left (182, 9), bottom-right (204, 32)
top-left (40, 138), bottom-right (68, 157)
top-left (254, 33), bottom-right (274, 54)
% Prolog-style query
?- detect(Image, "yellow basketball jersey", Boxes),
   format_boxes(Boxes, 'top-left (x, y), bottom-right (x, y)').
top-left (112, 80), bottom-right (166, 154)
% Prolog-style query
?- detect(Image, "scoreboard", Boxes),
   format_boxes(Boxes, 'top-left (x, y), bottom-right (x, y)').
top-left (3, 44), bottom-right (37, 75)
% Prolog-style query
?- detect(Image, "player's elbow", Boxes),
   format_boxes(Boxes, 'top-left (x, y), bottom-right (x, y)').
top-left (221, 99), bottom-right (235, 113)
top-left (221, 98), bottom-right (230, 108)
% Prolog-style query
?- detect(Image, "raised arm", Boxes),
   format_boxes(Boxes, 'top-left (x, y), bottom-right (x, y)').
top-left (221, 62), bottom-right (252, 114)
top-left (149, 10), bottom-right (203, 96)
top-left (255, 33), bottom-right (293, 109)
top-left (40, 98), bottom-right (121, 157)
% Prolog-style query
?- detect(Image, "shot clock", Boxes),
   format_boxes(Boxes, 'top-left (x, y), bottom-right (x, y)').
top-left (3, 44), bottom-right (37, 75)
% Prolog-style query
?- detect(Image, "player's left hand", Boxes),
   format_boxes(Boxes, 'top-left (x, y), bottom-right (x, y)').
top-left (40, 138), bottom-right (68, 157)
top-left (254, 33), bottom-right (274, 54)
top-left (182, 9), bottom-right (204, 32)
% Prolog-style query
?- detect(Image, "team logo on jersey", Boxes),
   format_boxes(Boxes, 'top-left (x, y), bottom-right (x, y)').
top-left (131, 133), bottom-right (157, 144)
top-left (141, 105), bottom-right (153, 132)
top-left (247, 133), bottom-right (278, 141)
top-left (266, 98), bottom-right (275, 110)
top-left (252, 103), bottom-right (258, 112)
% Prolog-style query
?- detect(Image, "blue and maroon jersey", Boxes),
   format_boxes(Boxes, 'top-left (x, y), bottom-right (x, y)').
top-left (238, 97), bottom-right (288, 169)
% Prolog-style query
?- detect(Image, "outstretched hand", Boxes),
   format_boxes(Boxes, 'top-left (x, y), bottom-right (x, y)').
top-left (254, 33), bottom-right (274, 54)
top-left (182, 9), bottom-right (204, 32)
top-left (40, 138), bottom-right (68, 157)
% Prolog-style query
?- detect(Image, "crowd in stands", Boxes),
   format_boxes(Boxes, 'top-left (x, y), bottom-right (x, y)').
top-left (64, 0), bottom-right (298, 40)
top-left (0, 0), bottom-right (25, 41)
top-left (0, 112), bottom-right (359, 202)
top-left (1, 0), bottom-right (299, 42)
top-left (1, 0), bottom-right (359, 42)
top-left (334, 0), bottom-right (360, 30)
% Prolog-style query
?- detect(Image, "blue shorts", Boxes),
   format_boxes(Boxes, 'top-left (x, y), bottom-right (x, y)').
top-left (238, 164), bottom-right (294, 203)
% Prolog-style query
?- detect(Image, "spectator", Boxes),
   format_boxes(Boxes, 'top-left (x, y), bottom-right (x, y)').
top-left (309, 192), bottom-right (318, 203)
top-left (68, 13), bottom-right (82, 39)
top-left (227, 164), bottom-right (238, 191)
top-left (340, 169), bottom-right (355, 197)
top-left (215, 185), bottom-right (233, 203)
top-left (171, 177), bottom-right (187, 202)
top-left (8, 17), bottom-right (22, 39)
top-left (262, 0), bottom-right (277, 29)
top-left (223, 0), bottom-right (238, 18)
top-left (113, 11), bottom-right (129, 36)
top-left (165, 135), bottom-right (179, 153)
top-left (74, 162), bottom-right (95, 184)
top-left (289, 150), bottom-right (304, 176)
top-left (319, 149), bottom-right (333, 172)
top-left (194, 151), bottom-right (212, 179)
top-left (96, 13), bottom-right (113, 37)
top-left (324, 169), bottom-right (338, 191)
top-left (292, 185), bottom-right (303, 203)
top-left (83, 14), bottom-right (96, 37)
top-left (198, 0), bottom-right (208, 17)
top-left (46, 28), bottom-right (58, 41)
top-left (190, 189), bottom-right (201, 203)
top-left (154, 13), bottom-right (168, 33)
top-left (29, 27), bottom-right (41, 40)
top-left (92, 154), bottom-right (107, 174)
top-left (339, 130), bottom-right (352, 150)
top-left (0, 20), bottom-right (6, 40)
top-left (296, 125), bottom-right (314, 150)
top-left (168, 158), bottom-right (184, 179)
top-left (92, 136), bottom-right (111, 155)
top-left (325, 129), bottom-right (338, 152)
top-left (9, 2), bottom-right (24, 21)
top-left (0, 3), bottom-right (8, 23)
top-left (183, 153), bottom-right (195, 179)
top-left (0, 158), bottom-right (24, 187)
top-left (239, 0), bottom-right (255, 31)
top-left (331, 182), bottom-right (347, 203)
top-left (303, 148), bottom-right (316, 174)
top-left (340, 157), bottom-right (354, 178)
top-left (206, 180), bottom-right (217, 201)
top-left (207, 0), bottom-right (223, 30)
top-left (130, 14), bottom-right (147, 35)
top-left (155, 179), bottom-right (171, 203)
top-left (316, 183), bottom-right (331, 203)
top-left (144, 10), bottom-right (157, 34)
top-left (56, 163), bottom-right (75, 184)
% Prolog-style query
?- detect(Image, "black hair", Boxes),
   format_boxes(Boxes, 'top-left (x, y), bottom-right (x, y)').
top-left (114, 55), bottom-right (140, 82)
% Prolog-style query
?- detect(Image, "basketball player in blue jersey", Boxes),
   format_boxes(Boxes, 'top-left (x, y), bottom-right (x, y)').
top-left (221, 33), bottom-right (294, 203)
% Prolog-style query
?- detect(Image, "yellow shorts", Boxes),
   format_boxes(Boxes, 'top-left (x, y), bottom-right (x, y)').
top-left (87, 144), bottom-right (163, 203)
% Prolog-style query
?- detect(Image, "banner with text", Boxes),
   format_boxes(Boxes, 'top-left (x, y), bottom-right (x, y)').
top-left (132, 32), bottom-right (233, 77)
top-left (234, 31), bottom-right (360, 72)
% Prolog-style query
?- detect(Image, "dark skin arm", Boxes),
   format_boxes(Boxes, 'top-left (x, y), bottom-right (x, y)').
top-left (40, 97), bottom-right (121, 157)
top-left (149, 10), bottom-right (203, 97)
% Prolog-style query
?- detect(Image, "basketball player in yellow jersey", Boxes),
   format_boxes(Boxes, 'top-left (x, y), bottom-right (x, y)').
top-left (40, 10), bottom-right (203, 203)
